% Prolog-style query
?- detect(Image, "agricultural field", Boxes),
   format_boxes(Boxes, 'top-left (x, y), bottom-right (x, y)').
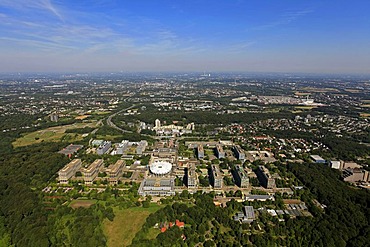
top-left (103, 204), bottom-right (163, 247)
top-left (12, 122), bottom-right (98, 147)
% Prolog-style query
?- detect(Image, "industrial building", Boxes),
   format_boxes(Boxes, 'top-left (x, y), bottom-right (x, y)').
top-left (233, 165), bottom-right (249, 188)
top-left (215, 144), bottom-right (225, 159)
top-left (97, 141), bottom-right (111, 155)
top-left (210, 165), bottom-right (223, 189)
top-left (233, 145), bottom-right (245, 160)
top-left (82, 159), bottom-right (104, 185)
top-left (107, 160), bottom-right (125, 185)
top-left (256, 166), bottom-right (276, 189)
top-left (197, 144), bottom-right (204, 159)
top-left (58, 159), bottom-right (82, 184)
top-left (138, 178), bottom-right (175, 196)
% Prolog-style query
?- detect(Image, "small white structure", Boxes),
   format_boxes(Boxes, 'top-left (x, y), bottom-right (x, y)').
top-left (329, 160), bottom-right (342, 169)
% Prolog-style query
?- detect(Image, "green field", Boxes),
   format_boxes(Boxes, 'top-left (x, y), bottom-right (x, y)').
top-left (96, 135), bottom-right (122, 141)
top-left (13, 122), bottom-right (97, 147)
top-left (69, 199), bottom-right (97, 209)
top-left (294, 106), bottom-right (317, 110)
top-left (103, 204), bottom-right (163, 247)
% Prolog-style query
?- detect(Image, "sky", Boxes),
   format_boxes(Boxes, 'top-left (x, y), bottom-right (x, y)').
top-left (0, 0), bottom-right (370, 74)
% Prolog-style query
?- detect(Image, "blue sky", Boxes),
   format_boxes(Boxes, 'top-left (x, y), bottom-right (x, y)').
top-left (0, 0), bottom-right (369, 73)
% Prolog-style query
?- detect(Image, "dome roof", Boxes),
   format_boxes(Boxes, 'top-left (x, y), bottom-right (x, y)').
top-left (149, 161), bottom-right (172, 175)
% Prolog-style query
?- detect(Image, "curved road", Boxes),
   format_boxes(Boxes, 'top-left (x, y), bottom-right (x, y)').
top-left (106, 104), bottom-right (136, 133)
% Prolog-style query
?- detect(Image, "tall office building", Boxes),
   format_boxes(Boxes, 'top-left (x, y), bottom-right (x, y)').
top-left (187, 163), bottom-right (198, 188)
top-left (233, 145), bottom-right (245, 160)
top-left (215, 144), bottom-right (225, 159)
top-left (234, 165), bottom-right (249, 188)
top-left (197, 145), bottom-right (204, 159)
top-left (256, 166), bottom-right (275, 189)
top-left (210, 165), bottom-right (223, 189)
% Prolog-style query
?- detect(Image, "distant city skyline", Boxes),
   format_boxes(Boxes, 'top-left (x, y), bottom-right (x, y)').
top-left (0, 0), bottom-right (370, 74)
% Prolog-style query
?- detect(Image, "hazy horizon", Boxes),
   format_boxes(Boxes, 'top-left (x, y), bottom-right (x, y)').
top-left (1, 0), bottom-right (370, 74)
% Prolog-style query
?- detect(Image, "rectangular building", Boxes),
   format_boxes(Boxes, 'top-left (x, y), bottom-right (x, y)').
top-left (343, 168), bottom-right (369, 182)
top-left (215, 144), bottom-right (225, 159)
top-left (187, 163), bottom-right (198, 188)
top-left (233, 145), bottom-right (245, 160)
top-left (58, 144), bottom-right (84, 156)
top-left (97, 141), bottom-right (112, 155)
top-left (233, 206), bottom-right (255, 223)
top-left (136, 140), bottom-right (148, 155)
top-left (138, 178), bottom-right (175, 196)
top-left (310, 155), bottom-right (326, 163)
top-left (243, 206), bottom-right (256, 222)
top-left (107, 160), bottom-right (125, 185)
top-left (256, 166), bottom-right (276, 189)
top-left (210, 165), bottom-right (223, 189)
top-left (82, 159), bottom-right (104, 185)
top-left (234, 165), bottom-right (249, 188)
top-left (245, 195), bottom-right (275, 201)
top-left (329, 160), bottom-right (342, 169)
top-left (197, 145), bottom-right (204, 159)
top-left (58, 159), bottom-right (82, 184)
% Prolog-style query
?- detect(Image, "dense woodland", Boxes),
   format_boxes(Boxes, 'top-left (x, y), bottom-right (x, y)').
top-left (0, 115), bottom-right (112, 247)
top-left (0, 111), bottom-right (369, 246)
top-left (130, 163), bottom-right (370, 247)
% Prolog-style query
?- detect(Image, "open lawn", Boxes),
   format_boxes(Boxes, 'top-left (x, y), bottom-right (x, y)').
top-left (103, 204), bottom-right (163, 247)
top-left (360, 104), bottom-right (370, 108)
top-left (96, 135), bottom-right (122, 141)
top-left (75, 115), bottom-right (90, 120)
top-left (294, 106), bottom-right (317, 110)
top-left (294, 92), bottom-right (311, 96)
top-left (300, 87), bottom-right (339, 93)
top-left (13, 122), bottom-right (97, 147)
top-left (69, 199), bottom-right (97, 209)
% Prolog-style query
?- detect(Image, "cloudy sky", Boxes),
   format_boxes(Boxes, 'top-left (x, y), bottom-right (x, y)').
top-left (0, 0), bottom-right (369, 73)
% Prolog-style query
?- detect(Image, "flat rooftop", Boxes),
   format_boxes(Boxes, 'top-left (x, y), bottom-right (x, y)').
top-left (109, 160), bottom-right (125, 173)
top-left (60, 159), bottom-right (81, 172)
top-left (58, 144), bottom-right (84, 155)
top-left (83, 159), bottom-right (103, 173)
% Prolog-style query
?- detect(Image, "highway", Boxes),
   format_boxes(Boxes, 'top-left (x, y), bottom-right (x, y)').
top-left (106, 104), bottom-right (136, 133)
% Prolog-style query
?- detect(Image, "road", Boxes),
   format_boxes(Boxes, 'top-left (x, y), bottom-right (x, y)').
top-left (106, 104), bottom-right (136, 133)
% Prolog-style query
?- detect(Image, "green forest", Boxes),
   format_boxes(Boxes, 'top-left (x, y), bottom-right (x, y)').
top-left (0, 113), bottom-right (369, 246)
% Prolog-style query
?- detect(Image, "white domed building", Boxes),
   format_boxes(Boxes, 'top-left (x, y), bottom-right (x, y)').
top-left (149, 161), bottom-right (173, 176)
